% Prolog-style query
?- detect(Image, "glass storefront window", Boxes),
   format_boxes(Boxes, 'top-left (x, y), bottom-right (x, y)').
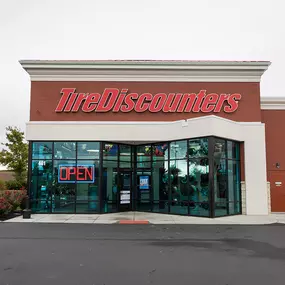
top-left (49, 159), bottom-right (77, 213)
top-left (228, 159), bottom-right (241, 215)
top-left (188, 138), bottom-right (208, 158)
top-left (169, 159), bottom-right (188, 215)
top-left (227, 141), bottom-right (240, 160)
top-left (103, 160), bottom-right (117, 168)
top-left (77, 142), bottom-right (100, 159)
top-left (214, 138), bottom-right (226, 159)
top-left (170, 140), bottom-right (187, 160)
top-left (29, 138), bottom-right (240, 217)
top-left (137, 161), bottom-right (152, 169)
top-left (213, 158), bottom-right (229, 217)
top-left (137, 171), bottom-right (151, 195)
top-left (137, 145), bottom-right (152, 161)
top-left (214, 159), bottom-right (227, 197)
top-left (103, 143), bottom-right (118, 159)
top-left (52, 183), bottom-right (76, 213)
top-left (76, 160), bottom-right (99, 213)
top-left (30, 160), bottom-right (53, 213)
top-left (54, 142), bottom-right (76, 159)
top-left (53, 160), bottom-right (77, 177)
top-left (152, 161), bottom-right (169, 212)
top-left (102, 160), bottom-right (118, 213)
top-left (189, 159), bottom-right (210, 217)
top-left (136, 170), bottom-right (152, 211)
top-left (153, 143), bottom-right (168, 160)
top-left (119, 145), bottom-right (132, 168)
top-left (32, 142), bottom-right (53, 159)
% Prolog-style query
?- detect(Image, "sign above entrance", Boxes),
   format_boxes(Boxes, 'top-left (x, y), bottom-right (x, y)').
top-left (55, 88), bottom-right (242, 113)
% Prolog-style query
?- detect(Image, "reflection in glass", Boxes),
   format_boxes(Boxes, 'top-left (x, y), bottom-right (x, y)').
top-left (76, 160), bottom-right (99, 213)
top-left (103, 143), bottom-right (118, 159)
top-left (170, 140), bottom-right (187, 160)
top-left (189, 159), bottom-right (210, 217)
top-left (137, 161), bottom-right (151, 169)
top-left (227, 141), bottom-right (240, 160)
top-left (153, 143), bottom-right (168, 159)
top-left (102, 160), bottom-right (118, 212)
top-left (213, 158), bottom-right (228, 217)
top-left (52, 183), bottom-right (76, 213)
top-left (119, 144), bottom-right (132, 168)
top-left (52, 160), bottom-right (76, 213)
top-left (137, 145), bottom-right (152, 161)
top-left (77, 142), bottom-right (99, 159)
top-left (152, 161), bottom-right (169, 212)
top-left (30, 160), bottom-right (53, 213)
top-left (32, 142), bottom-right (53, 160)
top-left (228, 159), bottom-right (241, 215)
top-left (54, 142), bottom-right (76, 159)
top-left (29, 138), bottom-right (241, 217)
top-left (169, 159), bottom-right (188, 215)
top-left (188, 138), bottom-right (208, 158)
top-left (214, 138), bottom-right (226, 159)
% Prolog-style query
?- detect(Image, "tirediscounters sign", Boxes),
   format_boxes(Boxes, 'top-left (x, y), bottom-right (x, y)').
top-left (58, 164), bottom-right (95, 184)
top-left (55, 88), bottom-right (242, 113)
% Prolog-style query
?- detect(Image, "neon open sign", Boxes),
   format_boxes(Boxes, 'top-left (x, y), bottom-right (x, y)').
top-left (58, 164), bottom-right (95, 183)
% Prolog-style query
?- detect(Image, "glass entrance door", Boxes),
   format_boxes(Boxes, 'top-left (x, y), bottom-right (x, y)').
top-left (118, 171), bottom-right (132, 211)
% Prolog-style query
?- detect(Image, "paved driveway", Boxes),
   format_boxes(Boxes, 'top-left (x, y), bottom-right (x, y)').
top-left (1, 223), bottom-right (285, 285)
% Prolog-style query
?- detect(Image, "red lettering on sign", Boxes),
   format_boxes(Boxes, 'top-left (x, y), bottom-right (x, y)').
top-left (224, 93), bottom-right (241, 112)
top-left (58, 165), bottom-right (95, 183)
top-left (121, 93), bottom-right (139, 112)
top-left (96, 88), bottom-right (119, 112)
top-left (55, 88), bottom-right (76, 112)
top-left (135, 93), bottom-right (153, 112)
top-left (85, 167), bottom-right (93, 180)
top-left (177, 93), bottom-right (196, 112)
top-left (76, 166), bottom-right (85, 180)
top-left (162, 93), bottom-right (182, 112)
top-left (201, 93), bottom-right (219, 112)
top-left (149, 93), bottom-right (167, 112)
top-left (113, 89), bottom-right (128, 112)
top-left (192, 90), bottom-right (206, 112)
top-left (55, 88), bottom-right (242, 114)
top-left (64, 93), bottom-right (78, 112)
top-left (69, 166), bottom-right (76, 177)
top-left (214, 94), bottom-right (229, 112)
top-left (82, 93), bottom-right (100, 112)
top-left (72, 93), bottom-right (88, 112)
top-left (60, 167), bottom-right (68, 180)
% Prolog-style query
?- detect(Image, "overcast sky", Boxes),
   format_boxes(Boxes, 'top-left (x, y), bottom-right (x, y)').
top-left (0, 0), bottom-right (284, 168)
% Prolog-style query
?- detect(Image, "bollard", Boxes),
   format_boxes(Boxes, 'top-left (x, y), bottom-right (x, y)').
top-left (23, 196), bottom-right (31, 219)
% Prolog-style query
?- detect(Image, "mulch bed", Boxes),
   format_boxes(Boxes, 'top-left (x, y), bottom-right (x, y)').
top-left (0, 211), bottom-right (22, 222)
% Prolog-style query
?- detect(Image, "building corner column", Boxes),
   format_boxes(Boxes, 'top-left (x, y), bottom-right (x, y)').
top-left (267, 182), bottom-right (271, 214)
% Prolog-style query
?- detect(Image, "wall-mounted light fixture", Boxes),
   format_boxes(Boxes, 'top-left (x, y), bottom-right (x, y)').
top-left (276, 162), bottom-right (280, 169)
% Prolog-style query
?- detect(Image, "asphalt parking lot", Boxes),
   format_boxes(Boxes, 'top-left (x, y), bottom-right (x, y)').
top-left (1, 223), bottom-right (285, 285)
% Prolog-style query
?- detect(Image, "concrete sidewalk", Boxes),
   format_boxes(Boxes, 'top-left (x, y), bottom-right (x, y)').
top-left (2, 212), bottom-right (285, 225)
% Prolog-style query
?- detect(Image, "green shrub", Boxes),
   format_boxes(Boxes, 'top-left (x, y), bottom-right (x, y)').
top-left (5, 180), bottom-right (27, 190)
top-left (0, 180), bottom-right (5, 191)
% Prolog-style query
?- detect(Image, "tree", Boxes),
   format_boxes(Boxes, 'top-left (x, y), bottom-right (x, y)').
top-left (0, 126), bottom-right (28, 182)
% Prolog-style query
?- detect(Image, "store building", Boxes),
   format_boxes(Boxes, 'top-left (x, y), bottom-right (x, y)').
top-left (20, 60), bottom-right (284, 218)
